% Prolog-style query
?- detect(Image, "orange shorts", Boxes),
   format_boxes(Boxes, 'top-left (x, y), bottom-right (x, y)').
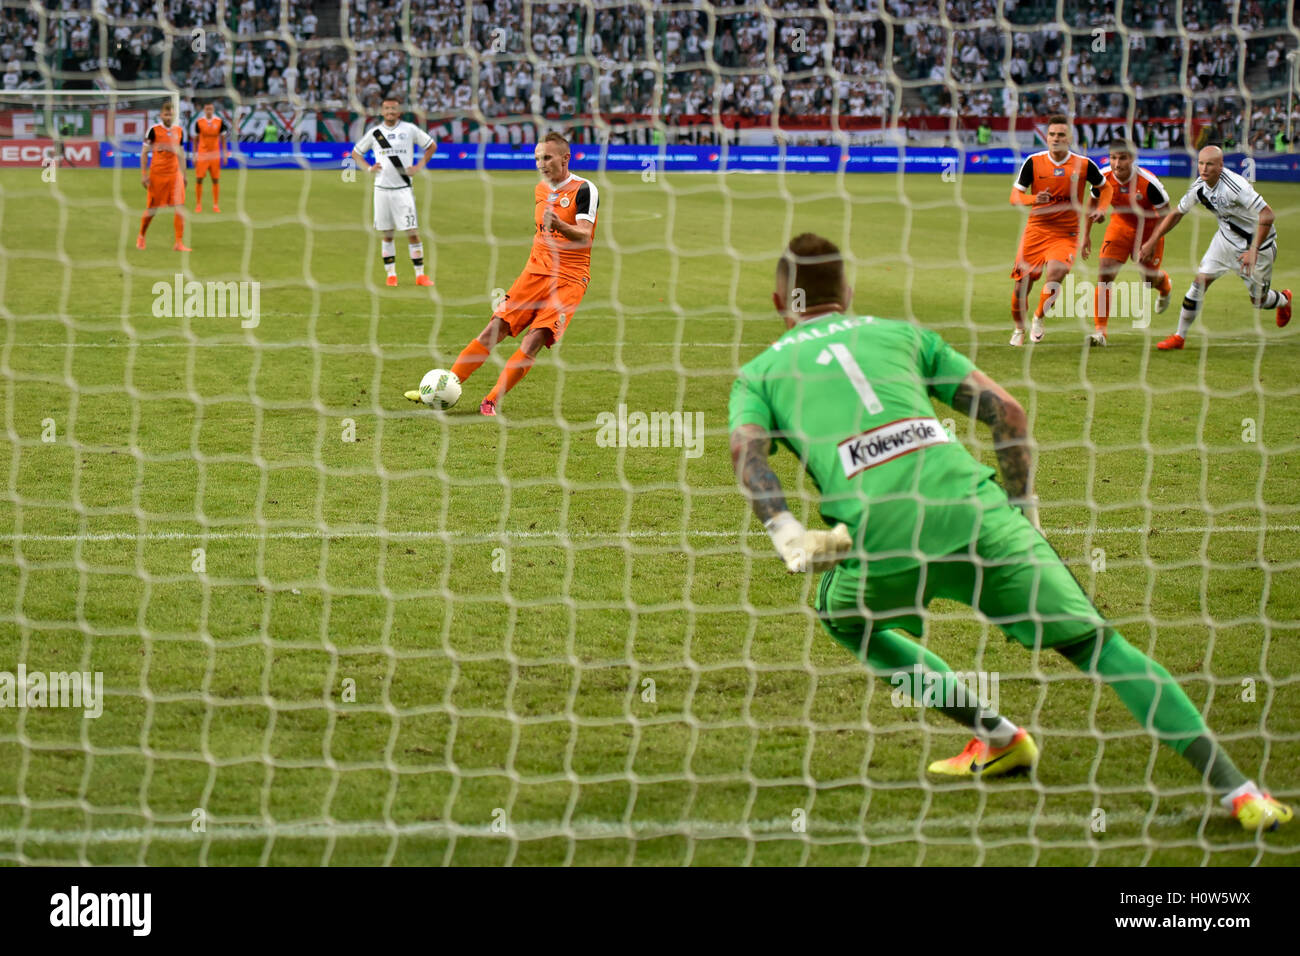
top-left (1100, 218), bottom-right (1163, 269)
top-left (195, 158), bottom-right (221, 180)
top-left (494, 271), bottom-right (587, 348)
top-left (1011, 229), bottom-right (1078, 281)
top-left (146, 173), bottom-right (185, 209)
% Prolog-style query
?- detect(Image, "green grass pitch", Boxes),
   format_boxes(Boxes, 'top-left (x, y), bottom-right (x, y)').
top-left (0, 163), bottom-right (1297, 865)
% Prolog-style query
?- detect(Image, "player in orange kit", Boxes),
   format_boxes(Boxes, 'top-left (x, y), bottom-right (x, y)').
top-left (1081, 140), bottom-right (1174, 346)
top-left (411, 132), bottom-right (601, 416)
top-left (193, 102), bottom-right (228, 213)
top-left (1008, 115), bottom-right (1111, 346)
top-left (137, 100), bottom-right (189, 252)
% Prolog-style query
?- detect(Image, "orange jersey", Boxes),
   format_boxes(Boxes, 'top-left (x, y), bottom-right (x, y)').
top-left (145, 122), bottom-right (184, 177)
top-left (526, 174), bottom-right (600, 283)
top-left (1012, 150), bottom-right (1105, 236)
top-left (1099, 164), bottom-right (1169, 229)
top-left (195, 115), bottom-right (226, 160)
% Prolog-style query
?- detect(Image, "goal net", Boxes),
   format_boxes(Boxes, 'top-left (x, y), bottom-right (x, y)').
top-left (0, 0), bottom-right (1296, 867)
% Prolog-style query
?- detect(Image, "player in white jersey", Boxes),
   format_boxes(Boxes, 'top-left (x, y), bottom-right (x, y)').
top-left (352, 97), bottom-right (437, 287)
top-left (1139, 145), bottom-right (1291, 350)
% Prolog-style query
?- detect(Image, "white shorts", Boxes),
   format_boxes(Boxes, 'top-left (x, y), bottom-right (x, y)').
top-left (1199, 231), bottom-right (1277, 299)
top-left (373, 186), bottom-right (417, 232)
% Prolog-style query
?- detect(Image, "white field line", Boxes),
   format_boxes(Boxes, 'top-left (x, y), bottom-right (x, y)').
top-left (1, 526), bottom-right (1298, 544)
top-left (0, 807), bottom-right (1216, 846)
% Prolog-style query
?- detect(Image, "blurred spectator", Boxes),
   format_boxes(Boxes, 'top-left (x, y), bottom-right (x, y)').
top-left (5, 0), bottom-right (1290, 145)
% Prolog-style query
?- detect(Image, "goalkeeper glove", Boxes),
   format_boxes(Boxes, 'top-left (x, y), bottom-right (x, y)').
top-left (763, 511), bottom-right (854, 573)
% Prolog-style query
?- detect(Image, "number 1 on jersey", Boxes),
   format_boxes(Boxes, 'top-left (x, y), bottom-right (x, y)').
top-left (817, 344), bottom-right (883, 414)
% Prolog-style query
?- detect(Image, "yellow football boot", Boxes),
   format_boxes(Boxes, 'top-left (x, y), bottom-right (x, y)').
top-left (928, 727), bottom-right (1038, 778)
top-left (1232, 792), bottom-right (1293, 832)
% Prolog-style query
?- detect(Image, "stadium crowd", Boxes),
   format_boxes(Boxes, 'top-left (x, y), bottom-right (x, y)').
top-left (5, 0), bottom-right (1298, 148)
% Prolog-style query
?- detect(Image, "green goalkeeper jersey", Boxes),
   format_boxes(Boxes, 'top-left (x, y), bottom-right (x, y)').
top-left (729, 313), bottom-right (1011, 571)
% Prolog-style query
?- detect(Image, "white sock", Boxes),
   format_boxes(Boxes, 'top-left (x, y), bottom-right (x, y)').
top-left (984, 718), bottom-right (1019, 749)
top-left (1221, 779), bottom-right (1262, 809)
top-left (409, 241), bottom-right (425, 277)
top-left (382, 239), bottom-right (396, 277)
top-left (1259, 289), bottom-right (1281, 310)
top-left (1177, 282), bottom-right (1203, 338)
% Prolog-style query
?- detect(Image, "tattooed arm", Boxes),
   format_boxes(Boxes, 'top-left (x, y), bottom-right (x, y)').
top-left (729, 423), bottom-right (789, 523)
top-left (730, 423), bottom-right (851, 572)
top-left (948, 368), bottom-right (1039, 526)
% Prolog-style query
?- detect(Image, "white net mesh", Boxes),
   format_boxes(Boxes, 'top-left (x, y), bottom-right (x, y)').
top-left (0, 0), bottom-right (1296, 866)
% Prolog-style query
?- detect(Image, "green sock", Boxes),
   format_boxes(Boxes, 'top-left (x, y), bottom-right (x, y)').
top-left (1058, 631), bottom-right (1245, 789)
top-left (863, 627), bottom-right (1004, 734)
top-left (1182, 736), bottom-right (1249, 792)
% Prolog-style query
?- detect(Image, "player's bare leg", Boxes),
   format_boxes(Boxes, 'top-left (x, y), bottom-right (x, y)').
top-left (473, 316), bottom-right (512, 350)
top-left (1032, 259), bottom-right (1070, 343)
top-left (481, 326), bottom-right (549, 417)
top-left (381, 230), bottom-right (398, 285)
top-left (406, 230), bottom-right (433, 287)
top-left (1159, 274), bottom-right (1214, 350)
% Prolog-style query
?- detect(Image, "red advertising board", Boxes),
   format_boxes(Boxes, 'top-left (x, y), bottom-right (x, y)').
top-left (0, 140), bottom-right (100, 166)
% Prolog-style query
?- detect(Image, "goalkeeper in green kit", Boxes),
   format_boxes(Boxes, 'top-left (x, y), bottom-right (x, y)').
top-left (728, 233), bottom-right (1291, 831)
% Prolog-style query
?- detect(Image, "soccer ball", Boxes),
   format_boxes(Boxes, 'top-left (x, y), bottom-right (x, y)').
top-left (419, 369), bottom-right (462, 409)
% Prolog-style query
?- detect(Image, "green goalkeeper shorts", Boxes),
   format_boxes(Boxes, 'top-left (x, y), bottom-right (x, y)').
top-left (815, 504), bottom-right (1109, 655)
